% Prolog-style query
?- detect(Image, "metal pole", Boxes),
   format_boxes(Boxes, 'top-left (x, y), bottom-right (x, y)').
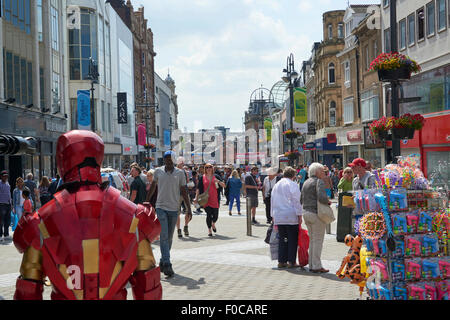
top-left (90, 81), bottom-right (95, 132)
top-left (246, 196), bottom-right (252, 236)
top-left (390, 0), bottom-right (401, 163)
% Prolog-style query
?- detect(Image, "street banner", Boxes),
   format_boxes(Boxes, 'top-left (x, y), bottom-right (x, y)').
top-left (164, 129), bottom-right (171, 148)
top-left (293, 87), bottom-right (307, 133)
top-left (117, 92), bottom-right (127, 124)
top-left (264, 118), bottom-right (272, 141)
top-left (77, 90), bottom-right (90, 130)
top-left (137, 124), bottom-right (146, 146)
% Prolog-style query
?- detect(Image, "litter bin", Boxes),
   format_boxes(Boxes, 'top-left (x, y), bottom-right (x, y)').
top-left (336, 192), bottom-right (354, 242)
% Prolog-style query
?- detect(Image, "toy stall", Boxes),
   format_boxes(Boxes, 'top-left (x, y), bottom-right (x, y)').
top-left (336, 155), bottom-right (449, 300)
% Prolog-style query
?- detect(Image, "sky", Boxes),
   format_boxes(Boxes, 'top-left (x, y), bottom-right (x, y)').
top-left (136, 0), bottom-right (380, 132)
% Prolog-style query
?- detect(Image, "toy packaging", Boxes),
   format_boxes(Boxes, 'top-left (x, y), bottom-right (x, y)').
top-left (337, 155), bottom-right (449, 300)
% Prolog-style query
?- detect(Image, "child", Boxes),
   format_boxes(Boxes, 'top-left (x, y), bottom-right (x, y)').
top-left (22, 187), bottom-right (33, 215)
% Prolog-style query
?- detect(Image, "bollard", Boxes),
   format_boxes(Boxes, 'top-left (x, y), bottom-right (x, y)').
top-left (246, 197), bottom-right (252, 236)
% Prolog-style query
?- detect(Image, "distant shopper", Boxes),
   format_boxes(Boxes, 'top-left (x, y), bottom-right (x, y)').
top-left (195, 163), bottom-right (225, 237)
top-left (176, 157), bottom-right (191, 238)
top-left (227, 170), bottom-right (242, 216)
top-left (146, 169), bottom-right (158, 208)
top-left (322, 166), bottom-right (333, 199)
top-left (262, 168), bottom-right (280, 224)
top-left (245, 166), bottom-right (260, 224)
top-left (0, 171), bottom-right (12, 241)
top-left (22, 187), bottom-right (33, 216)
top-left (297, 165), bottom-right (307, 191)
top-left (24, 173), bottom-right (38, 210)
top-left (338, 167), bottom-right (354, 193)
top-left (271, 167), bottom-right (303, 269)
top-left (349, 158), bottom-right (376, 191)
top-left (39, 176), bottom-right (52, 206)
top-left (12, 177), bottom-right (25, 221)
top-left (146, 151), bottom-right (192, 277)
top-left (129, 166), bottom-right (147, 205)
top-left (300, 163), bottom-right (330, 273)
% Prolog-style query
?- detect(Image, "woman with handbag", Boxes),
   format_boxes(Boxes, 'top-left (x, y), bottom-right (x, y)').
top-left (195, 163), bottom-right (226, 237)
top-left (300, 162), bottom-right (332, 273)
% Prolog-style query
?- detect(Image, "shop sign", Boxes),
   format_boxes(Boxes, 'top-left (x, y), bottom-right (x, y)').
top-left (117, 92), bottom-right (127, 124)
top-left (327, 133), bottom-right (337, 144)
top-left (305, 142), bottom-right (316, 149)
top-left (347, 129), bottom-right (363, 142)
top-left (77, 90), bottom-right (91, 130)
top-left (307, 122), bottom-right (316, 135)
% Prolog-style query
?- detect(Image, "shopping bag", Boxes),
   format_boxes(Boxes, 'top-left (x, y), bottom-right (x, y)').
top-left (10, 212), bottom-right (18, 232)
top-left (264, 223), bottom-right (273, 244)
top-left (297, 227), bottom-right (309, 267)
top-left (269, 228), bottom-right (279, 261)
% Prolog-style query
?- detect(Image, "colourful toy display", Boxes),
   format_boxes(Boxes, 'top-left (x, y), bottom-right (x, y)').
top-left (338, 155), bottom-right (449, 300)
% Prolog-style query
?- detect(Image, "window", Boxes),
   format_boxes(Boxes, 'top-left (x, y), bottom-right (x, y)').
top-left (2, 0), bottom-right (31, 34)
top-left (107, 103), bottom-right (112, 132)
top-left (20, 58), bottom-right (27, 104)
top-left (328, 24), bottom-right (333, 39)
top-left (105, 22), bottom-right (111, 88)
top-left (427, 1), bottom-right (436, 36)
top-left (70, 98), bottom-right (78, 130)
top-left (344, 61), bottom-right (351, 87)
top-left (101, 100), bottom-right (106, 131)
top-left (51, 6), bottom-right (59, 51)
top-left (437, 0), bottom-right (447, 30)
top-left (338, 23), bottom-right (344, 38)
top-left (384, 28), bottom-right (391, 52)
top-left (408, 13), bottom-right (416, 45)
top-left (361, 90), bottom-right (380, 122)
top-left (37, 0), bottom-right (43, 41)
top-left (364, 45), bottom-right (370, 70)
top-left (142, 52), bottom-right (146, 66)
top-left (27, 62), bottom-right (32, 105)
top-left (329, 101), bottom-right (336, 127)
top-left (328, 63), bottom-right (335, 84)
top-left (418, 7), bottom-right (425, 40)
top-left (5, 52), bottom-right (13, 99)
top-left (98, 16), bottom-right (105, 85)
top-left (40, 68), bottom-right (45, 109)
top-left (69, 8), bottom-right (98, 80)
top-left (52, 72), bottom-right (60, 112)
top-left (383, 0), bottom-right (389, 7)
top-left (343, 99), bottom-right (354, 124)
top-left (399, 19), bottom-right (407, 50)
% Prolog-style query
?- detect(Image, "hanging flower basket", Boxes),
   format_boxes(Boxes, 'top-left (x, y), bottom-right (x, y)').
top-left (283, 129), bottom-right (301, 140)
top-left (369, 116), bottom-right (393, 140)
top-left (284, 150), bottom-right (300, 161)
top-left (370, 114), bottom-right (424, 140)
top-left (391, 127), bottom-right (415, 140)
top-left (369, 52), bottom-right (421, 83)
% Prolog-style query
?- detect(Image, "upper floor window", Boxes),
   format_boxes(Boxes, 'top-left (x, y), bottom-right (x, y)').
top-left (427, 1), bottom-right (436, 37)
top-left (384, 28), bottom-right (391, 52)
top-left (408, 13), bottom-right (416, 46)
top-left (338, 23), bottom-right (344, 38)
top-left (399, 19), bottom-right (407, 50)
top-left (361, 89), bottom-right (380, 122)
top-left (328, 63), bottom-right (335, 84)
top-left (328, 24), bottom-right (333, 39)
top-left (383, 0), bottom-right (389, 8)
top-left (2, 0), bottom-right (32, 34)
top-left (51, 6), bottom-right (59, 51)
top-left (344, 60), bottom-right (351, 87)
top-left (437, 0), bottom-right (447, 31)
top-left (329, 101), bottom-right (336, 127)
top-left (343, 99), bottom-right (354, 124)
top-left (417, 7), bottom-right (425, 40)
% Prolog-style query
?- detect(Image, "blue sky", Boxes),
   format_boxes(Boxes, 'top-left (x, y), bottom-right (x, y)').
top-left (137, 0), bottom-right (380, 132)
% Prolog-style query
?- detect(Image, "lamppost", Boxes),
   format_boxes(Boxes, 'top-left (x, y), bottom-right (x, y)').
top-left (136, 90), bottom-right (159, 166)
top-left (86, 57), bottom-right (99, 132)
top-left (282, 53), bottom-right (299, 166)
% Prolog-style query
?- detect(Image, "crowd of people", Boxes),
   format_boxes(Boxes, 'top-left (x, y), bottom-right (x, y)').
top-left (0, 152), bottom-right (377, 278)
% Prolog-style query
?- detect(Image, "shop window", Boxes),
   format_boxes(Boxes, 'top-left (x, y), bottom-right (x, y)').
top-left (426, 151), bottom-right (450, 188)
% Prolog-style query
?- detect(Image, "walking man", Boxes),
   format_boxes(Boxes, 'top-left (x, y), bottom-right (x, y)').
top-left (0, 171), bottom-right (12, 242)
top-left (245, 166), bottom-right (260, 224)
top-left (129, 165), bottom-right (147, 205)
top-left (146, 151), bottom-right (192, 277)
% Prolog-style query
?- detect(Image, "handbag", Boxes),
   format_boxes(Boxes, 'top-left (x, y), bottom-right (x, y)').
top-left (264, 223), bottom-right (273, 244)
top-left (269, 227), bottom-right (279, 261)
top-left (316, 179), bottom-right (335, 224)
top-left (197, 176), bottom-right (212, 207)
top-left (297, 228), bottom-right (309, 267)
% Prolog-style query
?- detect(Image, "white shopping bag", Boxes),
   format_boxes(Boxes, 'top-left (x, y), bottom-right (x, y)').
top-left (269, 228), bottom-right (279, 261)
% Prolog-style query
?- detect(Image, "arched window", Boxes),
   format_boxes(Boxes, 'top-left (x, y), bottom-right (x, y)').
top-left (328, 63), bottom-right (335, 84)
top-left (329, 101), bottom-right (336, 127)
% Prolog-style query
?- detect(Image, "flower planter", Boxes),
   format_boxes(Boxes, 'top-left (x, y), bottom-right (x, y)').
top-left (378, 66), bottom-right (411, 82)
top-left (377, 130), bottom-right (392, 141)
top-left (392, 127), bottom-right (415, 140)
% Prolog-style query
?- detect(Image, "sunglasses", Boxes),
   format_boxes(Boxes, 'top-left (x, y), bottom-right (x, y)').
top-left (205, 166), bottom-right (213, 169)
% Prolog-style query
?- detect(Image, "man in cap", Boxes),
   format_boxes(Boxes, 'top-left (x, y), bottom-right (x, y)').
top-left (349, 158), bottom-right (376, 191)
top-left (146, 151), bottom-right (192, 277)
top-left (0, 171), bottom-right (12, 241)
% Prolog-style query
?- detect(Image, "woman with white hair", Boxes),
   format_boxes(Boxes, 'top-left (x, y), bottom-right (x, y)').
top-left (300, 162), bottom-right (331, 273)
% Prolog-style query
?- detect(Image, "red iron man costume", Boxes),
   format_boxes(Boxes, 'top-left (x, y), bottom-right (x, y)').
top-left (13, 130), bottom-right (162, 300)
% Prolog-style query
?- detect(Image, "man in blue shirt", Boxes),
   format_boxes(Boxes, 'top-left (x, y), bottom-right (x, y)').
top-left (298, 165), bottom-right (307, 191)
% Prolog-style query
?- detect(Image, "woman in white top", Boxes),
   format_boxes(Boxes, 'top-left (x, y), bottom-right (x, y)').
top-left (270, 167), bottom-right (303, 269)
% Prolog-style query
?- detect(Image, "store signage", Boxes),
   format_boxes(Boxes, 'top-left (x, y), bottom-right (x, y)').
top-left (77, 90), bottom-right (90, 130)
top-left (137, 124), bottom-right (146, 146)
top-left (117, 92), bottom-right (127, 124)
top-left (293, 88), bottom-right (307, 133)
top-left (307, 122), bottom-right (316, 135)
top-left (347, 130), bottom-right (363, 142)
top-left (327, 133), bottom-right (337, 144)
top-left (305, 142), bottom-right (316, 149)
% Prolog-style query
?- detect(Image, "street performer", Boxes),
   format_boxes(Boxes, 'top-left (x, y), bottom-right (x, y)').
top-left (13, 130), bottom-right (162, 300)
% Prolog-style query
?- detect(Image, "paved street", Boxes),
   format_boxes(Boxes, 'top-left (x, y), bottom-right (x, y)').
top-left (0, 195), bottom-right (366, 300)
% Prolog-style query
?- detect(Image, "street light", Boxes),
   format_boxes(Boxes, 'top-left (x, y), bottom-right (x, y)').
top-left (136, 90), bottom-right (159, 166)
top-left (85, 57), bottom-right (99, 132)
top-left (282, 53), bottom-right (299, 166)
